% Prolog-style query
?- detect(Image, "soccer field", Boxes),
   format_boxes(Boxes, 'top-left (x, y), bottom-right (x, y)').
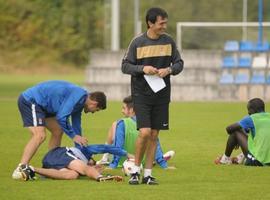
top-left (1, 74), bottom-right (270, 200)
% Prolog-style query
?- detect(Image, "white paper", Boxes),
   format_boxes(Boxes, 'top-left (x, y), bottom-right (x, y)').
top-left (144, 75), bottom-right (166, 93)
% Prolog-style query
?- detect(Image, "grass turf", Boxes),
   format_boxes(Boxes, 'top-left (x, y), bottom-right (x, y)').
top-left (1, 74), bottom-right (270, 200)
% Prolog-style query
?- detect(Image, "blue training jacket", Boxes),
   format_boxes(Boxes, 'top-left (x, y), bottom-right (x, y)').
top-left (22, 80), bottom-right (88, 139)
top-left (76, 144), bottom-right (128, 161)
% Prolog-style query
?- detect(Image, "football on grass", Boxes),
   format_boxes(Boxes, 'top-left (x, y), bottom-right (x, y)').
top-left (122, 159), bottom-right (142, 176)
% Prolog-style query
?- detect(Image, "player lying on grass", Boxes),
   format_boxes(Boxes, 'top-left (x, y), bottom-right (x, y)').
top-left (97, 96), bottom-right (175, 169)
top-left (20, 144), bottom-right (134, 181)
top-left (215, 98), bottom-right (270, 166)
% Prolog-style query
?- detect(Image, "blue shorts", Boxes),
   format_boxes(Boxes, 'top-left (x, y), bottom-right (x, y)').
top-left (42, 147), bottom-right (77, 169)
top-left (18, 94), bottom-right (53, 127)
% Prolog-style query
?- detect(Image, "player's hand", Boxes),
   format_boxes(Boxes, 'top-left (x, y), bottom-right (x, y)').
top-left (157, 67), bottom-right (171, 78)
top-left (73, 135), bottom-right (88, 146)
top-left (143, 65), bottom-right (158, 75)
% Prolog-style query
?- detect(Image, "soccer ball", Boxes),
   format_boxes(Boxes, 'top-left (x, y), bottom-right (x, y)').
top-left (122, 159), bottom-right (142, 176)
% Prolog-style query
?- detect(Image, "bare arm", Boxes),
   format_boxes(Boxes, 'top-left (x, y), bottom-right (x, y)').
top-left (226, 123), bottom-right (242, 135)
top-left (106, 121), bottom-right (117, 144)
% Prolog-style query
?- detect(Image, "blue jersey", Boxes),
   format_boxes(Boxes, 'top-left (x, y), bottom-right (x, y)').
top-left (239, 115), bottom-right (255, 137)
top-left (22, 80), bottom-right (87, 139)
top-left (109, 116), bottom-right (167, 168)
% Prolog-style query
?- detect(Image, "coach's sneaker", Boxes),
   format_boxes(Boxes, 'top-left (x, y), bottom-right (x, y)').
top-left (214, 155), bottom-right (232, 165)
top-left (142, 176), bottom-right (158, 185)
top-left (163, 150), bottom-right (175, 161)
top-left (20, 164), bottom-right (36, 181)
top-left (128, 172), bottom-right (140, 185)
top-left (12, 164), bottom-right (23, 180)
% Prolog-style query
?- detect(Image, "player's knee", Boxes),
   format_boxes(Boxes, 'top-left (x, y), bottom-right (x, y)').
top-left (139, 132), bottom-right (150, 140)
top-left (139, 129), bottom-right (151, 138)
top-left (65, 171), bottom-right (79, 180)
top-left (33, 133), bottom-right (46, 143)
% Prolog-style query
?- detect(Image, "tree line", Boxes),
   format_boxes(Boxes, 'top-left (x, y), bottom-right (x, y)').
top-left (0, 0), bottom-right (268, 67)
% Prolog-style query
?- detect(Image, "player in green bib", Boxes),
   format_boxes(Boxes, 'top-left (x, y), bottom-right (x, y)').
top-left (215, 98), bottom-right (270, 166)
top-left (97, 96), bottom-right (175, 169)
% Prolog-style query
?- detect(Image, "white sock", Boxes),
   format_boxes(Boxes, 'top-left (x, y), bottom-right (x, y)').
top-left (144, 169), bottom-right (152, 178)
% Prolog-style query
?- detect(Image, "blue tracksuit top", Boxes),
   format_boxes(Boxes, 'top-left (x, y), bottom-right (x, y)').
top-left (75, 144), bottom-right (128, 161)
top-left (22, 80), bottom-right (88, 139)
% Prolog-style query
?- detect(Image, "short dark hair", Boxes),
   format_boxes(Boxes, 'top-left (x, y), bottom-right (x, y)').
top-left (89, 91), bottom-right (107, 110)
top-left (145, 7), bottom-right (168, 28)
top-left (123, 95), bottom-right (133, 109)
top-left (247, 98), bottom-right (265, 115)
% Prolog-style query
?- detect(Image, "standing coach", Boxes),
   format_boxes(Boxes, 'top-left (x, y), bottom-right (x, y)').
top-left (122, 7), bottom-right (184, 185)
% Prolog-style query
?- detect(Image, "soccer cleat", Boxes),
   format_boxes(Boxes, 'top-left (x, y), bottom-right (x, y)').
top-left (142, 176), bottom-right (158, 185)
top-left (97, 175), bottom-right (123, 182)
top-left (128, 172), bottom-right (140, 185)
top-left (214, 155), bottom-right (232, 165)
top-left (20, 164), bottom-right (36, 181)
top-left (12, 165), bottom-right (23, 180)
top-left (163, 150), bottom-right (175, 161)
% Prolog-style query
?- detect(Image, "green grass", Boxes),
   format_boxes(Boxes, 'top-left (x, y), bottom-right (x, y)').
top-left (1, 74), bottom-right (270, 200)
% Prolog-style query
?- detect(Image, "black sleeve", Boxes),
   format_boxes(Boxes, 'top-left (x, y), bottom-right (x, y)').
top-left (121, 39), bottom-right (144, 76)
top-left (170, 40), bottom-right (184, 75)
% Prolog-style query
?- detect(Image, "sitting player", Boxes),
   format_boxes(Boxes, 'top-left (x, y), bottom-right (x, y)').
top-left (97, 96), bottom-right (175, 169)
top-left (215, 98), bottom-right (270, 166)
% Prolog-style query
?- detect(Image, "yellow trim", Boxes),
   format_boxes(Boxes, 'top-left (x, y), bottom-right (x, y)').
top-left (137, 44), bottom-right (172, 59)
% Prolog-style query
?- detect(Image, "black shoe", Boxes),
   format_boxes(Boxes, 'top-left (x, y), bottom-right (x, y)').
top-left (141, 176), bottom-right (158, 185)
top-left (128, 172), bottom-right (140, 185)
top-left (20, 164), bottom-right (36, 181)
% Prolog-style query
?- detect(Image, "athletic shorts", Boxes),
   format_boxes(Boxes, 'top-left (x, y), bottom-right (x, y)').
top-left (133, 103), bottom-right (169, 130)
top-left (42, 147), bottom-right (77, 169)
top-left (18, 94), bottom-right (51, 127)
